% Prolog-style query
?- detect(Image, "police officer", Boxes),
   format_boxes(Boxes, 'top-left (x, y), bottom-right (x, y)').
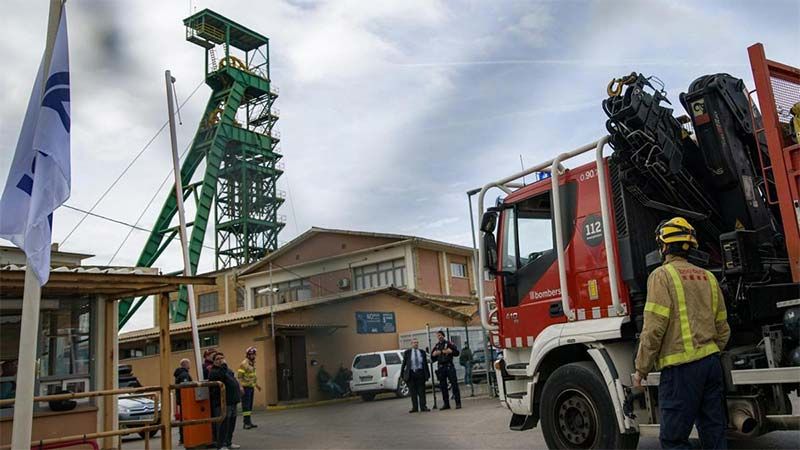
top-left (432, 330), bottom-right (461, 410)
top-left (237, 347), bottom-right (262, 430)
top-left (633, 217), bottom-right (731, 450)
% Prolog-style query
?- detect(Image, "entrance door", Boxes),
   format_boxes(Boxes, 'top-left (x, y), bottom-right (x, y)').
top-left (276, 335), bottom-right (308, 401)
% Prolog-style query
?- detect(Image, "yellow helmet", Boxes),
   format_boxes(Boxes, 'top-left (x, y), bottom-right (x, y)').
top-left (656, 217), bottom-right (698, 251)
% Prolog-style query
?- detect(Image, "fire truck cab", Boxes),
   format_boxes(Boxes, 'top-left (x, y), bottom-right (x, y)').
top-left (472, 44), bottom-right (800, 449)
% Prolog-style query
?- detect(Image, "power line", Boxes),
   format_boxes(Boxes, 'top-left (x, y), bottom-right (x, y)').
top-left (283, 169), bottom-right (301, 235)
top-left (267, 259), bottom-right (339, 298)
top-left (60, 79), bottom-right (205, 246)
top-left (106, 140), bottom-right (194, 265)
top-left (65, 203), bottom-right (335, 296)
top-left (61, 204), bottom-right (215, 252)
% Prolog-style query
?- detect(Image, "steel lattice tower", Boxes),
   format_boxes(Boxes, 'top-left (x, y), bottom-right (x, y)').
top-left (119, 9), bottom-right (284, 327)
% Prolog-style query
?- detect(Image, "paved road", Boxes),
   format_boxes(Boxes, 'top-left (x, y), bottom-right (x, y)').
top-left (128, 393), bottom-right (799, 449)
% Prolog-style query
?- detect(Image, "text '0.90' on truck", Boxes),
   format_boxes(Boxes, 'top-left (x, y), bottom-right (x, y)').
top-left (469, 43), bottom-right (800, 449)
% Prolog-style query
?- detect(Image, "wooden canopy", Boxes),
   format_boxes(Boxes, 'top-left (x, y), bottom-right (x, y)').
top-left (0, 270), bottom-right (216, 299)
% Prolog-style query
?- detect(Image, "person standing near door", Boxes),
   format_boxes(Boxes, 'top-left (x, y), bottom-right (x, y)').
top-left (432, 330), bottom-right (461, 410)
top-left (238, 346), bottom-right (262, 429)
top-left (400, 338), bottom-right (430, 413)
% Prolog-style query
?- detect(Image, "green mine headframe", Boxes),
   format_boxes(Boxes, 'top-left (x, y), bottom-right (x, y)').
top-left (118, 9), bottom-right (284, 328)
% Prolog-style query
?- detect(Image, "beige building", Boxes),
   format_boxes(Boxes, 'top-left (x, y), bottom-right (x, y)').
top-left (119, 228), bottom-right (489, 407)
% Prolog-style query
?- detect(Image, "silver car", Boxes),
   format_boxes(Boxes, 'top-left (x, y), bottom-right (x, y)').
top-left (119, 394), bottom-right (159, 439)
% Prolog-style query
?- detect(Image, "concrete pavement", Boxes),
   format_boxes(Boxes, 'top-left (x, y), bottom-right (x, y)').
top-left (126, 392), bottom-right (800, 449)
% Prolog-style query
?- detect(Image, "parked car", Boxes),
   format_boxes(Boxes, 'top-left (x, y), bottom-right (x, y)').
top-left (350, 350), bottom-right (409, 401)
top-left (119, 394), bottom-right (159, 439)
top-left (471, 347), bottom-right (501, 383)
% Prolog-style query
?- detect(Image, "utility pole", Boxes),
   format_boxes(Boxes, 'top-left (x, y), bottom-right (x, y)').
top-left (166, 70), bottom-right (204, 381)
top-left (426, 323), bottom-right (437, 409)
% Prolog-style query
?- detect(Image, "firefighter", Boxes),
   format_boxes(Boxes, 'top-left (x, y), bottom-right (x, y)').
top-left (633, 217), bottom-right (731, 450)
top-left (237, 346), bottom-right (262, 429)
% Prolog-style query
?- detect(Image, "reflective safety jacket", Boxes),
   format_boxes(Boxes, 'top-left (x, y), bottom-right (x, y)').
top-left (237, 359), bottom-right (258, 388)
top-left (635, 255), bottom-right (731, 377)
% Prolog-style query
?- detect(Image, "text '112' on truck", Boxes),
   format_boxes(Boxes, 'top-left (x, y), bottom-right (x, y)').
top-left (468, 43), bottom-right (800, 449)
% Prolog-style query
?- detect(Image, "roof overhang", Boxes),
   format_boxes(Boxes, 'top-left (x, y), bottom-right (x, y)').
top-left (0, 268), bottom-right (216, 300)
top-left (118, 287), bottom-right (471, 344)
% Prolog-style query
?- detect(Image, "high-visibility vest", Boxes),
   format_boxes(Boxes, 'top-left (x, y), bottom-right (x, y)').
top-left (650, 264), bottom-right (725, 369)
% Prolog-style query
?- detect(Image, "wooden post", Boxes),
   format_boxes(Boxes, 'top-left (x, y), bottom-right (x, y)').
top-left (159, 292), bottom-right (173, 450)
top-left (103, 296), bottom-right (118, 450)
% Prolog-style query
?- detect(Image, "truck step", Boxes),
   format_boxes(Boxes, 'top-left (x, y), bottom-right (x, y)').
top-left (506, 363), bottom-right (529, 376)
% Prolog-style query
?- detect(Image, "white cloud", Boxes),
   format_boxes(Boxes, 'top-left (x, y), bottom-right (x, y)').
top-left (1, 0), bottom-right (797, 334)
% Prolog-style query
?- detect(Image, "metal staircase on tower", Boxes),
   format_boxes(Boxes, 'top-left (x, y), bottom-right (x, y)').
top-left (119, 9), bottom-right (284, 328)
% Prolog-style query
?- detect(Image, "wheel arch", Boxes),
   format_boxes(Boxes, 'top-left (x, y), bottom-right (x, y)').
top-left (529, 342), bottom-right (637, 435)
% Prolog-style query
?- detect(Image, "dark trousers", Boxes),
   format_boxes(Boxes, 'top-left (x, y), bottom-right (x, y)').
top-left (216, 403), bottom-right (238, 448)
top-left (210, 403), bottom-right (220, 444)
top-left (659, 354), bottom-right (727, 450)
top-left (408, 371), bottom-right (427, 411)
top-left (437, 364), bottom-right (460, 407)
top-left (176, 404), bottom-right (184, 443)
top-left (242, 387), bottom-right (254, 424)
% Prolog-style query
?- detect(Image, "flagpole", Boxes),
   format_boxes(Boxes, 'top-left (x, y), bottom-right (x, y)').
top-left (165, 70), bottom-right (204, 380)
top-left (12, 266), bottom-right (43, 449)
top-left (11, 2), bottom-right (64, 449)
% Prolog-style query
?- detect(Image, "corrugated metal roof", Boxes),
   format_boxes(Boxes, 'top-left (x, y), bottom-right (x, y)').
top-left (1, 267), bottom-right (215, 299)
top-left (0, 264), bottom-right (159, 275)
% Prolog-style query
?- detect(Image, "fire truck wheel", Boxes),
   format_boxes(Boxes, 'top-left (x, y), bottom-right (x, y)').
top-left (540, 362), bottom-right (638, 449)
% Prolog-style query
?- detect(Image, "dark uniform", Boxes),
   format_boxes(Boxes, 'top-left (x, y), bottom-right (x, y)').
top-left (173, 366), bottom-right (192, 444)
top-left (432, 339), bottom-right (461, 409)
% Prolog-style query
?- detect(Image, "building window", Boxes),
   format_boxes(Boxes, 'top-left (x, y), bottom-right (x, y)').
top-left (236, 287), bottom-right (245, 311)
top-left (171, 331), bottom-right (219, 352)
top-left (450, 262), bottom-right (467, 278)
top-left (121, 348), bottom-right (144, 359)
top-left (200, 332), bottom-right (219, 348)
top-left (353, 259), bottom-right (406, 290)
top-left (483, 269), bottom-right (495, 281)
top-left (198, 292), bottom-right (218, 313)
top-left (254, 278), bottom-right (311, 308)
top-left (0, 298), bottom-right (94, 413)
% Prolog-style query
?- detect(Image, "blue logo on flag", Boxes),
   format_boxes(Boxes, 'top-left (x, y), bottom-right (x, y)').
top-left (41, 71), bottom-right (70, 132)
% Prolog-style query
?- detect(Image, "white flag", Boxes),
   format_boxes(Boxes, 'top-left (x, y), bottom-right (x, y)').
top-left (0, 7), bottom-right (70, 285)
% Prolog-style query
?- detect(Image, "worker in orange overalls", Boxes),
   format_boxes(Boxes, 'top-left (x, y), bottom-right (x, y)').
top-left (634, 217), bottom-right (731, 449)
top-left (237, 346), bottom-right (261, 429)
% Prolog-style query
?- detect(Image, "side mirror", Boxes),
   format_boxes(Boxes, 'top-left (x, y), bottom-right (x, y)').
top-left (480, 211), bottom-right (498, 233)
top-left (483, 232), bottom-right (498, 274)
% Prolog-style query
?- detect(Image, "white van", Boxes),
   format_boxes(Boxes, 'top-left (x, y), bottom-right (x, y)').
top-left (350, 350), bottom-right (409, 401)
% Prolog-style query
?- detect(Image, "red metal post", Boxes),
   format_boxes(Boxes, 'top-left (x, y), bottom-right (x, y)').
top-left (748, 43), bottom-right (800, 281)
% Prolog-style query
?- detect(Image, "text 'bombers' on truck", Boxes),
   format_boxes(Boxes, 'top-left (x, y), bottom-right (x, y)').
top-left (470, 43), bottom-right (800, 449)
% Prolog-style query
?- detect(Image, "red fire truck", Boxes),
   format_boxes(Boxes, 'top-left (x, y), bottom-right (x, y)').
top-left (472, 43), bottom-right (799, 449)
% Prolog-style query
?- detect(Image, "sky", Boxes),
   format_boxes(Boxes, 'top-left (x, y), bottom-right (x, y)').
top-left (1, 0), bottom-right (798, 332)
